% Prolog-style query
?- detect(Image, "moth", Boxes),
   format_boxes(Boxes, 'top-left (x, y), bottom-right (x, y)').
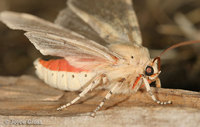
top-left (0, 0), bottom-right (174, 117)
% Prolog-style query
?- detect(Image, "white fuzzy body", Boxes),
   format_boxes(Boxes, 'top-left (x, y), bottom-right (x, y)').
top-left (34, 44), bottom-right (151, 93)
top-left (34, 59), bottom-right (97, 91)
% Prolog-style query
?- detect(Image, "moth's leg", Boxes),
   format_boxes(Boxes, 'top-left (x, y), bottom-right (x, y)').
top-left (155, 78), bottom-right (161, 88)
top-left (132, 74), bottom-right (142, 90)
top-left (149, 71), bottom-right (161, 86)
top-left (142, 77), bottom-right (172, 105)
top-left (57, 74), bottom-right (106, 111)
top-left (90, 78), bottom-right (125, 117)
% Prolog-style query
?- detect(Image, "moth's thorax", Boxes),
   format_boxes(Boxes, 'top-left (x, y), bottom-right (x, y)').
top-left (109, 43), bottom-right (151, 67)
top-left (101, 43), bottom-right (151, 82)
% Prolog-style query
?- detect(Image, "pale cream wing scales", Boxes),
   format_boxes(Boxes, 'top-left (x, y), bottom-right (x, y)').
top-left (25, 31), bottom-right (113, 70)
top-left (55, 8), bottom-right (108, 46)
top-left (0, 11), bottom-right (83, 38)
top-left (25, 31), bottom-right (115, 62)
top-left (68, 0), bottom-right (142, 45)
top-left (0, 11), bottom-right (116, 62)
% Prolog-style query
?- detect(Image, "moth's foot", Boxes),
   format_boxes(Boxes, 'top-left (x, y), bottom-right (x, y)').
top-left (57, 104), bottom-right (68, 111)
top-left (90, 112), bottom-right (96, 118)
top-left (156, 100), bottom-right (172, 105)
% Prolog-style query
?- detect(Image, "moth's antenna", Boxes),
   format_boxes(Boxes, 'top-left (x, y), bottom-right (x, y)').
top-left (153, 57), bottom-right (161, 71)
top-left (159, 40), bottom-right (200, 57)
top-left (152, 40), bottom-right (200, 71)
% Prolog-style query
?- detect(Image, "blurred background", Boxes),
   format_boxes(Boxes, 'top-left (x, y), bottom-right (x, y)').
top-left (0, 0), bottom-right (199, 91)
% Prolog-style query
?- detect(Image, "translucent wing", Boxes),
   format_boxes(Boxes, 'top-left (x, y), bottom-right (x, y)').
top-left (0, 11), bottom-right (117, 64)
top-left (68, 0), bottom-right (142, 45)
top-left (55, 7), bottom-right (108, 46)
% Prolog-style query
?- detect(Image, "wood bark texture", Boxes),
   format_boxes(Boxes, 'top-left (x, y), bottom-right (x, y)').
top-left (0, 75), bottom-right (199, 127)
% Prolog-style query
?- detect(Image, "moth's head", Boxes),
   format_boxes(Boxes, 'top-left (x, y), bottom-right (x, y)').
top-left (135, 40), bottom-right (200, 89)
top-left (144, 57), bottom-right (161, 80)
top-left (142, 40), bottom-right (200, 80)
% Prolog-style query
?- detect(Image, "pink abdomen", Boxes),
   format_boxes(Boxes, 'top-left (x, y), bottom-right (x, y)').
top-left (34, 58), bottom-right (96, 91)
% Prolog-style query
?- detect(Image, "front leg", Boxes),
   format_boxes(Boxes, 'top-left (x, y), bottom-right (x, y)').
top-left (142, 77), bottom-right (172, 105)
top-left (155, 78), bottom-right (161, 88)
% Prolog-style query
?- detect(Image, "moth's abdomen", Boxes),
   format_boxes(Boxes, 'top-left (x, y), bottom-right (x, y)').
top-left (34, 58), bottom-right (96, 91)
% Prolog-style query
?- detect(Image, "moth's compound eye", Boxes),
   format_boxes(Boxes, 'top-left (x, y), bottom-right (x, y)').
top-left (145, 66), bottom-right (154, 76)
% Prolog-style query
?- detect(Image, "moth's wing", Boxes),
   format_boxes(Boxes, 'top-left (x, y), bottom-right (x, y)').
top-left (25, 32), bottom-right (113, 69)
top-left (0, 11), bottom-right (85, 39)
top-left (0, 11), bottom-right (117, 65)
top-left (68, 0), bottom-right (142, 45)
top-left (55, 7), bottom-right (108, 46)
top-left (24, 31), bottom-right (115, 61)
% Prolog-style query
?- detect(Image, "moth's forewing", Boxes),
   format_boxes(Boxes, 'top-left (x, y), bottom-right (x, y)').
top-left (55, 8), bottom-right (108, 46)
top-left (0, 11), bottom-right (116, 63)
top-left (25, 31), bottom-right (114, 61)
top-left (68, 0), bottom-right (142, 45)
top-left (0, 11), bottom-right (74, 37)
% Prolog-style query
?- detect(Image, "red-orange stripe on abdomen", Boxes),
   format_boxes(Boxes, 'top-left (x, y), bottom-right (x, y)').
top-left (39, 59), bottom-right (88, 72)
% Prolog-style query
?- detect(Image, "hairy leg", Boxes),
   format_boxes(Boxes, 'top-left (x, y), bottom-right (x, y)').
top-left (142, 77), bottom-right (171, 105)
top-left (155, 78), bottom-right (161, 88)
top-left (57, 74), bottom-right (106, 111)
top-left (90, 78), bottom-right (125, 117)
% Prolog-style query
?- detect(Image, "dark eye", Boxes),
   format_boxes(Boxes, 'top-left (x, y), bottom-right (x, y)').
top-left (145, 66), bottom-right (154, 76)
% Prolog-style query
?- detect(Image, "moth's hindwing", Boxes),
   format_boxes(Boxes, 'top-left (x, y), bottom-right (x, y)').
top-left (55, 8), bottom-right (108, 46)
top-left (68, 0), bottom-right (142, 45)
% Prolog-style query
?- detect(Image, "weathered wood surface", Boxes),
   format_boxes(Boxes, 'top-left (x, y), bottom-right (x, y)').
top-left (0, 75), bottom-right (199, 127)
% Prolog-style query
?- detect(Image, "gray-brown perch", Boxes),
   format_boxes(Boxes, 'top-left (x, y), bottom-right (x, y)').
top-left (0, 75), bottom-right (199, 127)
